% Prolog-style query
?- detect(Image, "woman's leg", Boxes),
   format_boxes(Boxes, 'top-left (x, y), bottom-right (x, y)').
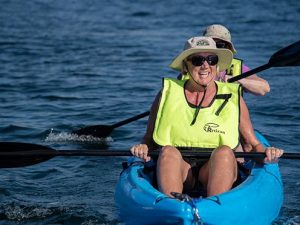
top-left (198, 145), bottom-right (237, 196)
top-left (156, 146), bottom-right (192, 196)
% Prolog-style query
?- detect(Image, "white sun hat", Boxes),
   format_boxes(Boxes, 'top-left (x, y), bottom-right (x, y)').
top-left (203, 24), bottom-right (237, 53)
top-left (169, 36), bottom-right (233, 72)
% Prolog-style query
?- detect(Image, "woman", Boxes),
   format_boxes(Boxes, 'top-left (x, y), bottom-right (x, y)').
top-left (130, 36), bottom-right (283, 197)
top-left (203, 24), bottom-right (270, 96)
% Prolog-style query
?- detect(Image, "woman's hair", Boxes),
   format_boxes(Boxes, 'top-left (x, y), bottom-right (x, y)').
top-left (181, 60), bottom-right (188, 75)
top-left (216, 65), bottom-right (220, 74)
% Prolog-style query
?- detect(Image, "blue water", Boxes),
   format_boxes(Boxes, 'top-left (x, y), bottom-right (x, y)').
top-left (0, 0), bottom-right (300, 224)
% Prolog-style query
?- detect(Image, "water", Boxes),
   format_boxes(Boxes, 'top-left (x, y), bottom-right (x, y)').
top-left (0, 0), bottom-right (300, 224)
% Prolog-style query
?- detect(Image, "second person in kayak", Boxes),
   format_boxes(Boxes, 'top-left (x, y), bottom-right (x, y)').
top-left (131, 36), bottom-right (283, 197)
top-left (203, 24), bottom-right (270, 96)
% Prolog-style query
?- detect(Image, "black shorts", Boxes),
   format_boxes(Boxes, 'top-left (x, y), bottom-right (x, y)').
top-left (183, 157), bottom-right (208, 196)
top-left (183, 157), bottom-right (208, 179)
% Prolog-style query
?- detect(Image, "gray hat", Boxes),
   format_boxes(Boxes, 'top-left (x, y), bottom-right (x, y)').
top-left (203, 24), bottom-right (237, 54)
top-left (169, 36), bottom-right (233, 72)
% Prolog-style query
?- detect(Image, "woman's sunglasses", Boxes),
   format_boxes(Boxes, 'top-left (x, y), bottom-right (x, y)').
top-left (216, 41), bottom-right (231, 49)
top-left (188, 55), bottom-right (219, 67)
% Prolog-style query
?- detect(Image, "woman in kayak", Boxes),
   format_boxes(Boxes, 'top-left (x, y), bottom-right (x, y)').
top-left (130, 36), bottom-right (283, 197)
top-left (203, 24), bottom-right (270, 96)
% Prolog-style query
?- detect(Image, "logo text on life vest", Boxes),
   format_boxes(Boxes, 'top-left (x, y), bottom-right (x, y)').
top-left (203, 123), bottom-right (225, 134)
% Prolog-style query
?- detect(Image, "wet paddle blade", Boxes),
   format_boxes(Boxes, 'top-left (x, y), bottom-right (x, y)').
top-left (0, 142), bottom-right (55, 168)
top-left (72, 125), bottom-right (113, 137)
top-left (269, 40), bottom-right (300, 67)
top-left (228, 40), bottom-right (300, 83)
top-left (72, 111), bottom-right (150, 138)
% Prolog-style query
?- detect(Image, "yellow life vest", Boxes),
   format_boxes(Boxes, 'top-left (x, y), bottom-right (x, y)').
top-left (226, 58), bottom-right (243, 76)
top-left (153, 78), bottom-right (241, 151)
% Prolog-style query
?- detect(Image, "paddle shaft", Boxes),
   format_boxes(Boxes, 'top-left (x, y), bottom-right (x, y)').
top-left (1, 150), bottom-right (299, 159)
top-left (111, 111), bottom-right (150, 128)
top-left (228, 63), bottom-right (271, 83)
top-left (1, 139), bottom-right (299, 168)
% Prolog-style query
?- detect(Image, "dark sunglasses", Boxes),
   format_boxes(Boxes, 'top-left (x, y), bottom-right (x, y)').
top-left (215, 41), bottom-right (230, 49)
top-left (188, 55), bottom-right (219, 67)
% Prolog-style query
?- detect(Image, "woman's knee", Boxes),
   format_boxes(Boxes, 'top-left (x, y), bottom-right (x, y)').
top-left (212, 145), bottom-right (235, 161)
top-left (159, 146), bottom-right (182, 161)
top-left (211, 145), bottom-right (237, 180)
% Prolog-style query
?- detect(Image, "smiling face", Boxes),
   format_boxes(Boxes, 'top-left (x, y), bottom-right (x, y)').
top-left (185, 52), bottom-right (218, 87)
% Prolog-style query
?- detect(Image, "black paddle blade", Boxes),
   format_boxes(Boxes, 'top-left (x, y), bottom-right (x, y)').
top-left (0, 142), bottom-right (55, 168)
top-left (72, 125), bottom-right (113, 138)
top-left (269, 40), bottom-right (300, 67)
top-left (72, 111), bottom-right (150, 138)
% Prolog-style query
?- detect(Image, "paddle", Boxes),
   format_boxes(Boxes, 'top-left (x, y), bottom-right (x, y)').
top-left (72, 111), bottom-right (150, 137)
top-left (1, 142), bottom-right (299, 168)
top-left (228, 40), bottom-right (300, 82)
top-left (72, 40), bottom-right (300, 138)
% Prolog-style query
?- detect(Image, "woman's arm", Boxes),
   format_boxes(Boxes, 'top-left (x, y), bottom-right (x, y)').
top-left (141, 91), bottom-right (162, 150)
top-left (239, 97), bottom-right (283, 163)
top-left (239, 97), bottom-right (262, 152)
top-left (221, 64), bottom-right (270, 96)
top-left (236, 74), bottom-right (270, 96)
top-left (130, 91), bottom-right (162, 161)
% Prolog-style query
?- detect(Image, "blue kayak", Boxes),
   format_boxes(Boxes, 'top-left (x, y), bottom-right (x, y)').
top-left (115, 131), bottom-right (283, 225)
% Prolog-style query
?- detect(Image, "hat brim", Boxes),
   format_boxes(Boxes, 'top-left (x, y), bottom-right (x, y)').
top-left (169, 48), bottom-right (233, 72)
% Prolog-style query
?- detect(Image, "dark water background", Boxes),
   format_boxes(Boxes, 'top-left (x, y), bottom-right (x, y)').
top-left (0, 0), bottom-right (300, 224)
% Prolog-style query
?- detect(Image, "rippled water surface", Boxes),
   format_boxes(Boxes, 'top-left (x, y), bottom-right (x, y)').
top-left (1, 0), bottom-right (300, 224)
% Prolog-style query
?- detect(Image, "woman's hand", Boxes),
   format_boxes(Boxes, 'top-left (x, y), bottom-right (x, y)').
top-left (264, 147), bottom-right (284, 163)
top-left (130, 144), bottom-right (151, 162)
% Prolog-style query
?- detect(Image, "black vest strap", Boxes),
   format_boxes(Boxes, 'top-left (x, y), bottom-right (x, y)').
top-left (215, 94), bottom-right (232, 116)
